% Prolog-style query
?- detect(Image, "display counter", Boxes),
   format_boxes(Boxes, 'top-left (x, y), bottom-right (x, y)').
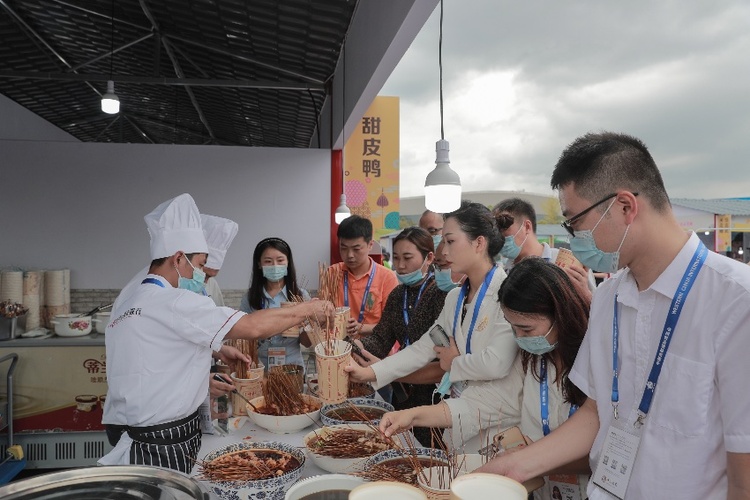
top-left (0, 333), bottom-right (111, 468)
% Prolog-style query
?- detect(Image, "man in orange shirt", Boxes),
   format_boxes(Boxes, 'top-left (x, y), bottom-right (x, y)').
top-left (331, 215), bottom-right (398, 337)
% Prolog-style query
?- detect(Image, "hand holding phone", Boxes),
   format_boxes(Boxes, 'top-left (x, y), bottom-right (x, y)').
top-left (344, 336), bottom-right (369, 361)
top-left (428, 324), bottom-right (451, 348)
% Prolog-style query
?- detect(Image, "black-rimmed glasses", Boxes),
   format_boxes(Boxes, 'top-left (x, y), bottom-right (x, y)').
top-left (560, 192), bottom-right (638, 237)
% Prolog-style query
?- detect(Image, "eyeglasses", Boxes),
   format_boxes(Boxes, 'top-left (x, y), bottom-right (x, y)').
top-left (426, 227), bottom-right (443, 235)
top-left (560, 192), bottom-right (638, 237)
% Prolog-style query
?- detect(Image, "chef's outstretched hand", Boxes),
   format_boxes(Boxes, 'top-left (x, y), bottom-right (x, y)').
top-left (213, 344), bottom-right (251, 370)
top-left (307, 299), bottom-right (336, 324)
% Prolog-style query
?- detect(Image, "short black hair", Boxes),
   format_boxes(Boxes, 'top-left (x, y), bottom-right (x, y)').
top-left (551, 131), bottom-right (670, 212)
top-left (493, 198), bottom-right (537, 233)
top-left (337, 215), bottom-right (373, 241)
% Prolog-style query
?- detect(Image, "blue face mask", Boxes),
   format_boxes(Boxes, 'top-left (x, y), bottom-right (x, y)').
top-left (513, 322), bottom-right (557, 355)
top-left (397, 260), bottom-right (428, 286)
top-left (569, 200), bottom-right (630, 273)
top-left (262, 265), bottom-right (288, 282)
top-left (500, 225), bottom-right (528, 260)
top-left (434, 268), bottom-right (459, 292)
top-left (432, 234), bottom-right (442, 248)
top-left (434, 371), bottom-right (452, 398)
top-left (177, 256), bottom-right (206, 294)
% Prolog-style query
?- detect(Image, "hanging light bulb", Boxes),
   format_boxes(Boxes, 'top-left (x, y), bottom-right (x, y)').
top-left (739, 247), bottom-right (744, 255)
top-left (704, 230), bottom-right (710, 236)
top-left (335, 194), bottom-right (352, 224)
top-left (101, 80), bottom-right (120, 114)
top-left (424, 0), bottom-right (461, 213)
top-left (425, 139), bottom-right (461, 212)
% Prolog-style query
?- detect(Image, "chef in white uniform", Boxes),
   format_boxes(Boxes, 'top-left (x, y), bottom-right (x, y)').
top-left (100, 193), bottom-right (333, 473)
top-left (201, 214), bottom-right (238, 307)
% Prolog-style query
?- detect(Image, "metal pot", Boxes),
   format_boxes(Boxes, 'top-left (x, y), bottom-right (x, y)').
top-left (0, 465), bottom-right (215, 499)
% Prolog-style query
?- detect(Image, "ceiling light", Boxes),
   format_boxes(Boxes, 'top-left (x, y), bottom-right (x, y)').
top-left (739, 248), bottom-right (744, 255)
top-left (424, 0), bottom-right (461, 213)
top-left (704, 230), bottom-right (710, 235)
top-left (101, 80), bottom-right (119, 114)
top-left (334, 194), bottom-right (352, 224)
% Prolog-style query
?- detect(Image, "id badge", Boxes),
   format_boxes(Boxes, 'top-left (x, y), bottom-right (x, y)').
top-left (592, 421), bottom-right (641, 499)
top-left (548, 474), bottom-right (582, 500)
top-left (268, 347), bottom-right (286, 368)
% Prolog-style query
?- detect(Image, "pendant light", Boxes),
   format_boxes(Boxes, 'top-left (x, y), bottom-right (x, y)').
top-left (334, 42), bottom-right (351, 225)
top-left (424, 0), bottom-right (461, 213)
top-left (101, 0), bottom-right (119, 114)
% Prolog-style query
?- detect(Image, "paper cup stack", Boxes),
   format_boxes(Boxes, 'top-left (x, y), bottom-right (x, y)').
top-left (43, 269), bottom-right (70, 328)
top-left (22, 270), bottom-right (43, 330)
top-left (1, 270), bottom-right (23, 304)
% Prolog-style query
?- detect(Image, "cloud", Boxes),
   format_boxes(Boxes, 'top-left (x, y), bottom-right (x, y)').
top-left (383, 0), bottom-right (750, 199)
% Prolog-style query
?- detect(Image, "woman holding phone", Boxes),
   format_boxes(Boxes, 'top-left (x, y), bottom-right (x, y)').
top-left (347, 201), bottom-right (518, 449)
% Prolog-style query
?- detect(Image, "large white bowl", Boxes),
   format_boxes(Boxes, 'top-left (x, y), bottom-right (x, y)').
top-left (360, 447), bottom-right (449, 485)
top-left (303, 423), bottom-right (391, 473)
top-left (93, 311), bottom-right (111, 333)
top-left (285, 473), bottom-right (365, 500)
top-left (246, 393), bottom-right (321, 434)
top-left (51, 314), bottom-right (92, 336)
top-left (320, 397), bottom-right (393, 427)
top-left (201, 441), bottom-right (305, 500)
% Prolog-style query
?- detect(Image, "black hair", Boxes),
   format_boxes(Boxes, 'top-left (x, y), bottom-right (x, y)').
top-left (493, 198), bottom-right (537, 233)
top-left (444, 201), bottom-right (512, 261)
top-left (247, 237), bottom-right (303, 310)
top-left (498, 258), bottom-right (589, 407)
top-left (551, 131), bottom-right (670, 212)
top-left (393, 226), bottom-right (434, 259)
top-left (149, 252), bottom-right (200, 270)
top-left (337, 215), bottom-right (373, 241)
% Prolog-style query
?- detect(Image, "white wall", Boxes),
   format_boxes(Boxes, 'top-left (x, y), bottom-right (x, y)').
top-left (0, 140), bottom-right (330, 289)
top-left (0, 93), bottom-right (79, 142)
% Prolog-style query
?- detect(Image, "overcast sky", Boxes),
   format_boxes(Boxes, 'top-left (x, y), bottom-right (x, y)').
top-left (381, 0), bottom-right (750, 200)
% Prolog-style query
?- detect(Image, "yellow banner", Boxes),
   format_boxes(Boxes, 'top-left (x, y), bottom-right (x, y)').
top-left (716, 214), bottom-right (731, 252)
top-left (344, 96), bottom-right (400, 239)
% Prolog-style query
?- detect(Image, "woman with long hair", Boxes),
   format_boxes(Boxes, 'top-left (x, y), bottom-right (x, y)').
top-left (380, 258), bottom-right (591, 499)
top-left (239, 237), bottom-right (310, 370)
top-left (353, 226), bottom-right (448, 446)
top-left (347, 201), bottom-right (518, 449)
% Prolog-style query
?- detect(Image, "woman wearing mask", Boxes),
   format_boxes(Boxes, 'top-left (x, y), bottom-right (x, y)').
top-left (240, 237), bottom-right (311, 371)
top-left (347, 201), bottom-right (518, 450)
top-left (353, 227), bottom-right (448, 446)
top-left (433, 238), bottom-right (466, 293)
top-left (380, 258), bottom-right (591, 499)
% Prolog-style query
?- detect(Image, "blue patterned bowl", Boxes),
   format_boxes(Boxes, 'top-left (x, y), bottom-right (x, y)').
top-left (200, 441), bottom-right (306, 500)
top-left (360, 447), bottom-right (449, 485)
top-left (320, 398), bottom-right (394, 427)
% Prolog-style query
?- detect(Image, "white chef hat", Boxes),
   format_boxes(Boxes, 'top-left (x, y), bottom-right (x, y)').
top-left (201, 214), bottom-right (239, 269)
top-left (144, 193), bottom-right (208, 259)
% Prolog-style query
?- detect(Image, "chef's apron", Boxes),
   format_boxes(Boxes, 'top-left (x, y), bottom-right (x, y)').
top-left (100, 409), bottom-right (202, 474)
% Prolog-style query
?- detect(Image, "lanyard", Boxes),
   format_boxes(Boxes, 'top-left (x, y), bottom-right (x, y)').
top-left (611, 242), bottom-right (707, 426)
top-left (141, 277), bottom-right (165, 288)
top-left (452, 266), bottom-right (497, 354)
top-left (343, 260), bottom-right (376, 324)
top-left (401, 273), bottom-right (433, 346)
top-left (540, 357), bottom-right (577, 436)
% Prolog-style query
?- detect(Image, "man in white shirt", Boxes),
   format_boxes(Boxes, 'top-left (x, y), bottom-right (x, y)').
top-left (478, 132), bottom-right (750, 499)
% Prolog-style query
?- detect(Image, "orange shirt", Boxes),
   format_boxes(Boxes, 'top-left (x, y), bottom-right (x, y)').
top-left (329, 258), bottom-right (398, 325)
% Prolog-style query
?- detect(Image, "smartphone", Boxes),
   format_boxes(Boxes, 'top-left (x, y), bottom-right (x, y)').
top-left (428, 324), bottom-right (451, 347)
top-left (344, 337), bottom-right (368, 360)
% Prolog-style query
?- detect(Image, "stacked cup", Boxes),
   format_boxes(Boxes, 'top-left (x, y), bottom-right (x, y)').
top-left (43, 269), bottom-right (70, 328)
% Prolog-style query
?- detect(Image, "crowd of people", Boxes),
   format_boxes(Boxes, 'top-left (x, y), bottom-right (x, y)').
top-left (99, 131), bottom-right (750, 499)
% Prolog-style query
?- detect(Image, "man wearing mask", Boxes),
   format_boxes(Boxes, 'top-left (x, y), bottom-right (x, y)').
top-left (330, 215), bottom-right (398, 337)
top-left (419, 209), bottom-right (444, 249)
top-left (101, 194), bottom-right (333, 473)
top-left (494, 198), bottom-right (595, 296)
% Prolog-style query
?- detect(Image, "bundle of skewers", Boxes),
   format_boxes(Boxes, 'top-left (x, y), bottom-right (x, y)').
top-left (258, 364), bottom-right (320, 416)
top-left (317, 262), bottom-right (343, 356)
top-left (307, 426), bottom-right (393, 458)
top-left (195, 448), bottom-right (299, 482)
top-left (225, 339), bottom-right (258, 379)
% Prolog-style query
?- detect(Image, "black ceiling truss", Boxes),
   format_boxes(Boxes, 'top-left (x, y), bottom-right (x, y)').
top-left (0, 0), bottom-right (352, 146)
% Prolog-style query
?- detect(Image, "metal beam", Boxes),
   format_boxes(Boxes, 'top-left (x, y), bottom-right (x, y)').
top-left (51, 0), bottom-right (150, 31)
top-left (164, 34), bottom-right (325, 85)
top-left (124, 113), bottom-right (240, 146)
top-left (0, 70), bottom-right (324, 90)
top-left (65, 114), bottom-right (116, 128)
top-left (93, 115), bottom-right (121, 141)
top-left (122, 115), bottom-right (155, 144)
top-left (69, 33), bottom-right (154, 72)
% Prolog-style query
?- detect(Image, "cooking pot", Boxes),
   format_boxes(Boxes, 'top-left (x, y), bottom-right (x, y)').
top-left (51, 314), bottom-right (92, 337)
top-left (93, 311), bottom-right (111, 333)
top-left (0, 465), bottom-right (214, 499)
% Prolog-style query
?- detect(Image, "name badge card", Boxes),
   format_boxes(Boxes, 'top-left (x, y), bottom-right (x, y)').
top-left (268, 347), bottom-right (286, 367)
top-left (593, 421), bottom-right (641, 499)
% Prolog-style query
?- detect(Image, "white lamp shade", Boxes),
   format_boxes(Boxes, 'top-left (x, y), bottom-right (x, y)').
top-left (424, 139), bottom-right (461, 213)
top-left (334, 194), bottom-right (351, 224)
top-left (101, 80), bottom-right (120, 114)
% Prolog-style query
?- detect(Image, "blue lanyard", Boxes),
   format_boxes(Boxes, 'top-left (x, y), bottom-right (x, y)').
top-left (343, 260), bottom-right (376, 324)
top-left (611, 242), bottom-right (707, 426)
top-left (141, 277), bottom-right (165, 287)
top-left (401, 273), bottom-right (433, 346)
top-left (540, 357), bottom-right (577, 437)
top-left (452, 266), bottom-right (497, 354)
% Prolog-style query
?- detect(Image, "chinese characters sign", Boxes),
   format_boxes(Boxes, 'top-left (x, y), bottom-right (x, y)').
top-left (344, 96), bottom-right (400, 238)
